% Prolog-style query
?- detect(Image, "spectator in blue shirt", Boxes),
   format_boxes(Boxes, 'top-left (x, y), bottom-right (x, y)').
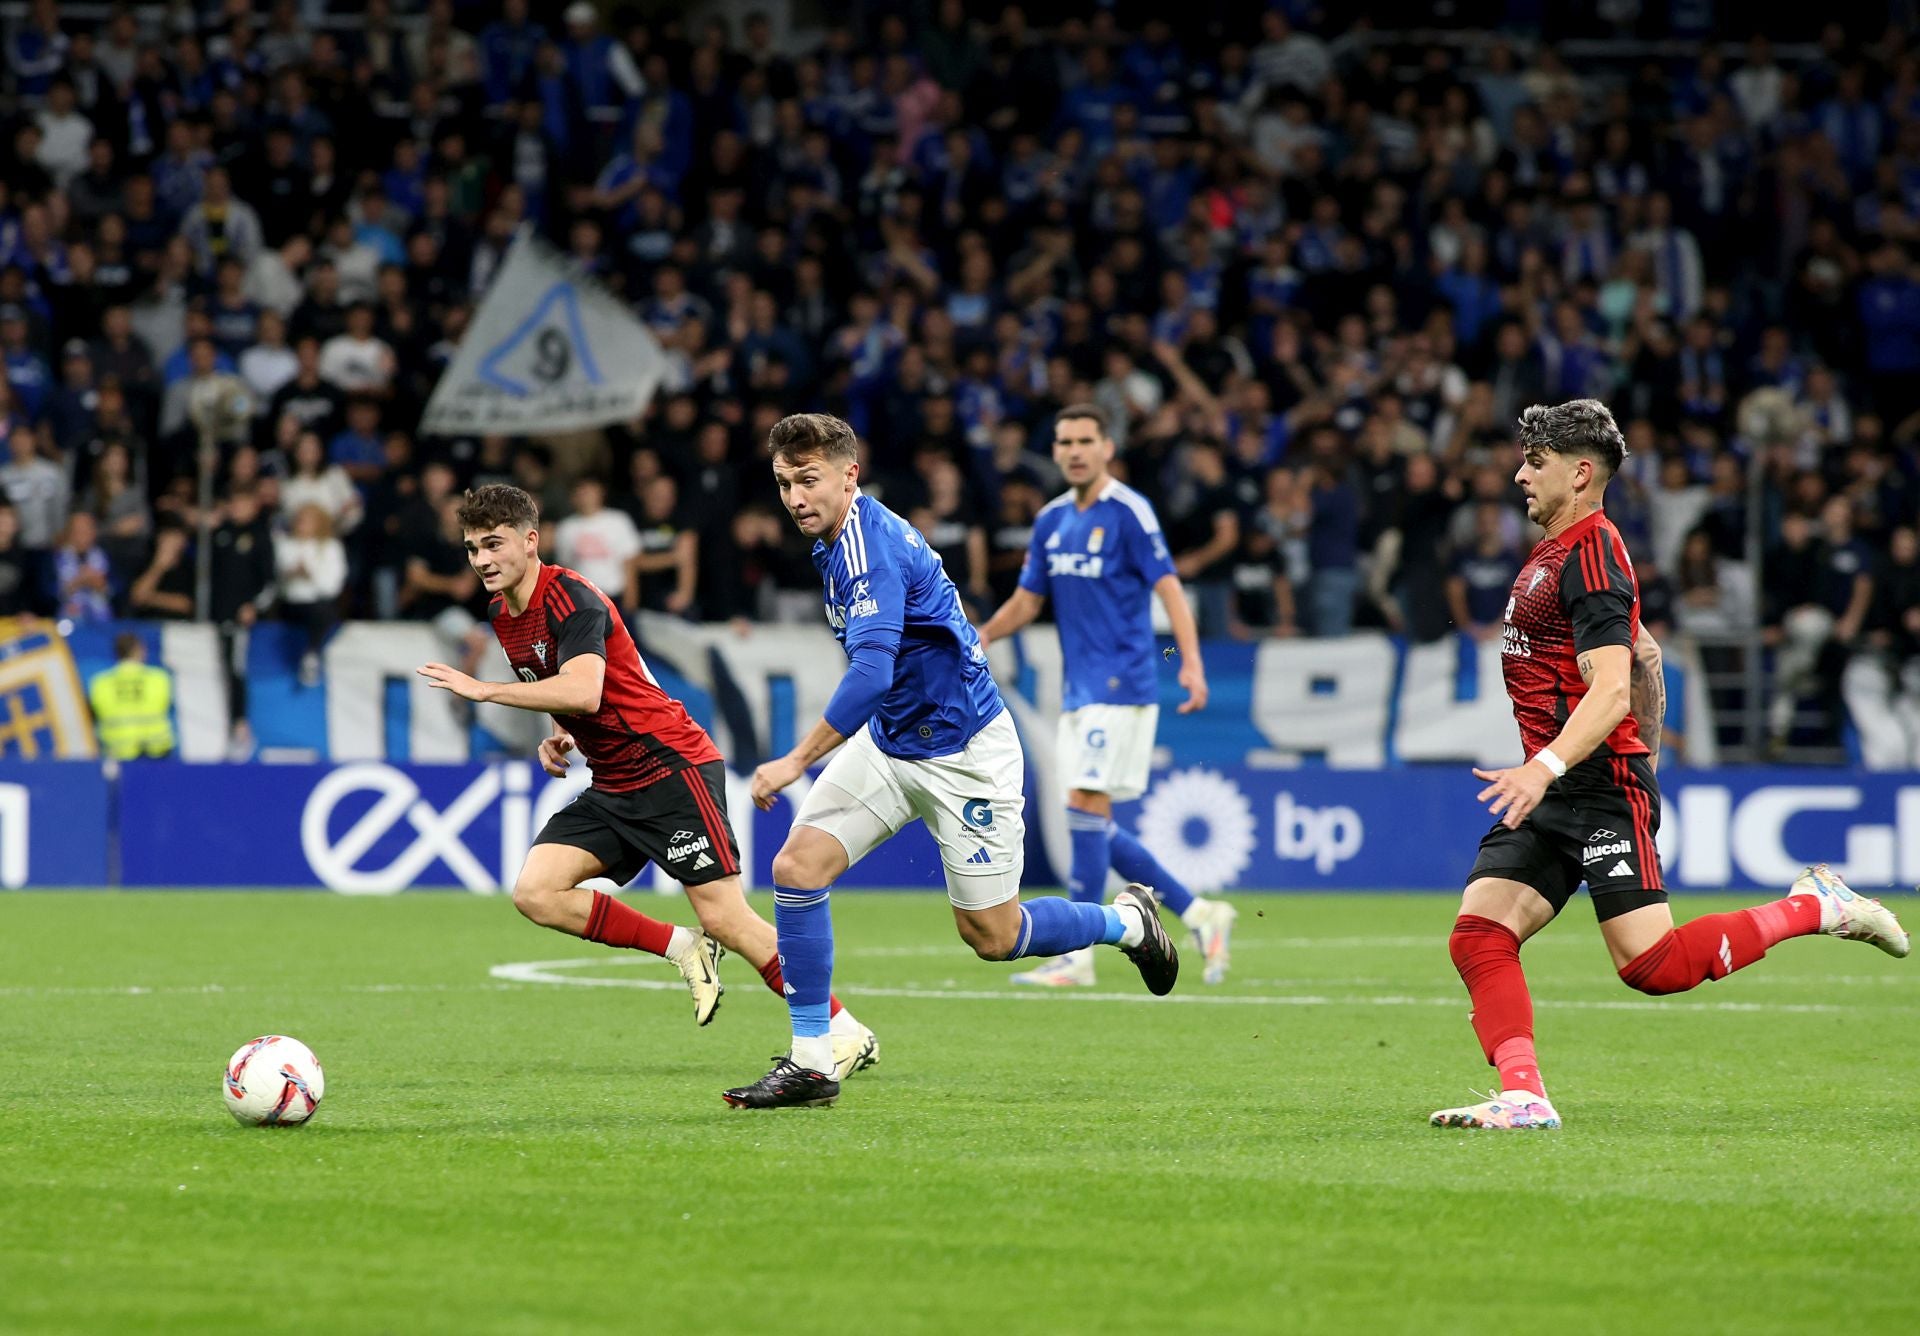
top-left (1059, 46), bottom-right (1133, 157)
top-left (1858, 240), bottom-right (1920, 424)
top-left (480, 0), bottom-right (547, 104)
top-left (0, 306), bottom-right (51, 422)
top-left (1304, 434), bottom-right (1360, 637)
top-left (328, 397), bottom-right (386, 489)
top-left (561, 3), bottom-right (623, 116)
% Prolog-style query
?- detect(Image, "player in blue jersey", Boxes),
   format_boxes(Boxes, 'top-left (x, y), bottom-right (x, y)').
top-left (722, 412), bottom-right (1181, 1109)
top-left (979, 403), bottom-right (1239, 985)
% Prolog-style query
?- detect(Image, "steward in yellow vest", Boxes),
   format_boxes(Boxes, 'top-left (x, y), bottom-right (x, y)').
top-left (89, 632), bottom-right (176, 760)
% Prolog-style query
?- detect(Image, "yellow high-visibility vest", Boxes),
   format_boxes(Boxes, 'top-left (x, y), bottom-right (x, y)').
top-left (88, 661), bottom-right (176, 760)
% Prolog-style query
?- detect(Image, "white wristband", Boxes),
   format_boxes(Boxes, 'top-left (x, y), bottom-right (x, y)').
top-left (1533, 748), bottom-right (1568, 779)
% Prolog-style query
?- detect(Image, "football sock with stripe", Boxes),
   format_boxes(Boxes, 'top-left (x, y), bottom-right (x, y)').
top-left (1107, 821), bottom-right (1195, 915)
top-left (1008, 897), bottom-right (1131, 959)
top-left (1449, 915), bottom-right (1544, 1096)
top-left (754, 954), bottom-right (845, 1019)
top-left (583, 891), bottom-right (676, 957)
top-left (1067, 808), bottom-right (1109, 903)
top-left (1617, 897), bottom-right (1821, 995)
top-left (773, 886), bottom-right (835, 1075)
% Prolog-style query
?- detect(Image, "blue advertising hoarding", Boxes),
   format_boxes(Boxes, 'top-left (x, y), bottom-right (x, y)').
top-left (0, 762), bottom-right (111, 887)
top-left (103, 759), bottom-right (1920, 896)
top-left (114, 760), bottom-right (957, 892)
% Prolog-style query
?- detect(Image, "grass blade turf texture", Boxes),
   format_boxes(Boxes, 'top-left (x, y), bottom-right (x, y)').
top-left (2, 891), bottom-right (1916, 1334)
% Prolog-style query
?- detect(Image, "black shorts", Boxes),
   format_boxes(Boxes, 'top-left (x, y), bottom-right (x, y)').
top-left (1468, 753), bottom-right (1666, 922)
top-left (534, 762), bottom-right (741, 888)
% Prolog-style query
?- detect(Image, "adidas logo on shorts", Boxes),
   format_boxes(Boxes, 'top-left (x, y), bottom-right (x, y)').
top-left (691, 853), bottom-right (715, 871)
top-left (966, 848), bottom-right (992, 865)
top-left (1607, 859), bottom-right (1633, 878)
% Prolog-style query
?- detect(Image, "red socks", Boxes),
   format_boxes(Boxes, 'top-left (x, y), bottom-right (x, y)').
top-left (584, 891), bottom-right (676, 956)
top-left (1448, 915), bottom-right (1543, 1095)
top-left (1491, 1036), bottom-right (1544, 1098)
top-left (583, 891), bottom-right (851, 1017)
top-left (757, 954), bottom-right (844, 1018)
top-left (1619, 895), bottom-right (1822, 995)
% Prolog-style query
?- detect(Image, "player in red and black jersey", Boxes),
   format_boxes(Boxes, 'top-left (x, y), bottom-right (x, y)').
top-left (1431, 400), bottom-right (1909, 1131)
top-left (418, 484), bottom-right (878, 1078)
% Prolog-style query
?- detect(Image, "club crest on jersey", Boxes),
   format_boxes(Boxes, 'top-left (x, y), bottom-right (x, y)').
top-left (1046, 532), bottom-right (1062, 549)
top-left (532, 639), bottom-right (548, 667)
top-left (1088, 526), bottom-right (1105, 553)
top-left (1526, 568), bottom-right (1547, 594)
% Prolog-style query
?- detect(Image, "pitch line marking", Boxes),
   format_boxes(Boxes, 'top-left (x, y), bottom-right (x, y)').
top-left (485, 957), bottom-right (1862, 1015)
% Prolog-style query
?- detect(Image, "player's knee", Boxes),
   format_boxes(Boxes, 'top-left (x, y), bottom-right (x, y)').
top-left (1448, 914), bottom-right (1517, 973)
top-left (510, 878), bottom-right (561, 924)
top-left (1618, 964), bottom-right (1686, 996)
top-left (770, 845), bottom-right (831, 891)
top-left (955, 917), bottom-right (1016, 960)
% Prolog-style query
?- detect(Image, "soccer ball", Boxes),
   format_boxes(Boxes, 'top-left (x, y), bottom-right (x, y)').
top-left (223, 1035), bottom-right (325, 1126)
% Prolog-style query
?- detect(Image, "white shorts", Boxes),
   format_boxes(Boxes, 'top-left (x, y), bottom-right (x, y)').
top-left (1057, 703), bottom-right (1159, 801)
top-left (794, 712), bottom-right (1026, 911)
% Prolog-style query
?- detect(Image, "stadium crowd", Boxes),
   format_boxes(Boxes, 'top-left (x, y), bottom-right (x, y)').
top-left (1, 1), bottom-right (1919, 759)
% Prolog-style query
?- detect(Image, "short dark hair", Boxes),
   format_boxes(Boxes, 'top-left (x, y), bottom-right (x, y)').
top-left (1053, 402), bottom-right (1110, 437)
top-left (1516, 399), bottom-right (1628, 477)
top-left (457, 483), bottom-right (539, 534)
top-left (767, 412), bottom-right (858, 465)
top-left (113, 631), bottom-right (144, 660)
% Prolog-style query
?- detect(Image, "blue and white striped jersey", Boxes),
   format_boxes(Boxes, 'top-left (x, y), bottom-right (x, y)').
top-left (814, 494), bottom-right (1005, 758)
top-left (1018, 478), bottom-right (1177, 711)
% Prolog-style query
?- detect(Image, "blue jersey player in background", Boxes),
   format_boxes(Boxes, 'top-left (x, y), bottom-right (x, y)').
top-left (979, 403), bottom-right (1239, 985)
top-left (724, 412), bottom-right (1181, 1110)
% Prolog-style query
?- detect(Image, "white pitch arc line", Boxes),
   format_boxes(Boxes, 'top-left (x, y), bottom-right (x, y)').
top-left (485, 957), bottom-right (1856, 1015)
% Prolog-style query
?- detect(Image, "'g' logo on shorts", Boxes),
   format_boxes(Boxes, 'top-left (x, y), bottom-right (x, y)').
top-left (1086, 728), bottom-right (1108, 750)
top-left (963, 798), bottom-right (994, 829)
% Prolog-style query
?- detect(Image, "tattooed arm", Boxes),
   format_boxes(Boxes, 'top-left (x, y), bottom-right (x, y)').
top-left (1630, 628), bottom-right (1666, 771)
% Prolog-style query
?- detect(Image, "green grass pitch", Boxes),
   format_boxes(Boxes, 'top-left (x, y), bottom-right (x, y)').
top-left (2, 890), bottom-right (1917, 1335)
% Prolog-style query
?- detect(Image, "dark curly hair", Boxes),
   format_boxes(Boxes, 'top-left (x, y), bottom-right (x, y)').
top-left (455, 483), bottom-right (539, 534)
top-left (1516, 399), bottom-right (1628, 478)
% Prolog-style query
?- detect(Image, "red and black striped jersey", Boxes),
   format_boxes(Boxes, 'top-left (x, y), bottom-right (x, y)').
top-left (490, 564), bottom-right (721, 792)
top-left (1499, 509), bottom-right (1647, 762)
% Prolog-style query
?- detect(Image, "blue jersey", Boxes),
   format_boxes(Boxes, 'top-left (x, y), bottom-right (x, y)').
top-left (815, 494), bottom-right (1004, 758)
top-left (1018, 479), bottom-right (1176, 711)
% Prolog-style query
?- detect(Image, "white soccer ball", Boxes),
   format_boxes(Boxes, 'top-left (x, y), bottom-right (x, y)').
top-left (223, 1035), bottom-right (325, 1126)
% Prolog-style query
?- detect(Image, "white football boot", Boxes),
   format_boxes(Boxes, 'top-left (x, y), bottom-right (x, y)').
top-left (1183, 898), bottom-right (1238, 984)
top-left (830, 1021), bottom-right (880, 1082)
top-left (1792, 863), bottom-right (1911, 957)
top-left (667, 932), bottom-right (725, 1026)
top-left (1430, 1089), bottom-right (1562, 1130)
top-left (1009, 950), bottom-right (1097, 987)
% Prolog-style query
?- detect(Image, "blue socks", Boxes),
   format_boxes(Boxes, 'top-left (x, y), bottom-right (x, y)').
top-left (1067, 808), bottom-right (1110, 902)
top-left (1108, 820), bottom-right (1195, 916)
top-left (1011, 896), bottom-right (1124, 958)
top-left (772, 886), bottom-right (834, 1039)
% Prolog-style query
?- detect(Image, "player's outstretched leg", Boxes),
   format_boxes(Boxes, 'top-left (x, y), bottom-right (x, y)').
top-left (1106, 820), bottom-right (1237, 984)
top-left (725, 829), bottom-right (844, 1109)
top-left (978, 884), bottom-right (1178, 994)
top-left (514, 844), bottom-right (723, 1026)
top-left (1431, 879), bottom-right (1560, 1130)
top-left (1012, 807), bottom-right (1108, 987)
top-left (1615, 864), bottom-right (1909, 996)
top-left (685, 875), bottom-right (879, 1081)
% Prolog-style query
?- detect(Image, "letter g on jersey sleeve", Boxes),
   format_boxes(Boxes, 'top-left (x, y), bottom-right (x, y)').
top-left (1558, 525), bottom-right (1636, 654)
